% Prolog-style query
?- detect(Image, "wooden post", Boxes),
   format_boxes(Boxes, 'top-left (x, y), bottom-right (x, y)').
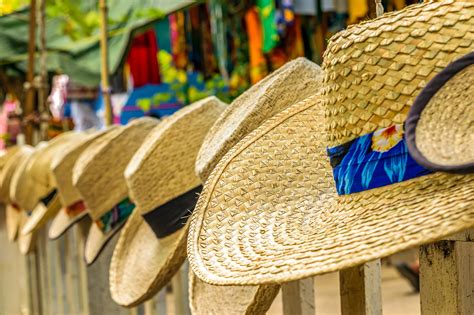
top-left (420, 230), bottom-right (474, 315)
top-left (24, 0), bottom-right (37, 144)
top-left (99, 0), bottom-right (113, 126)
top-left (171, 261), bottom-right (191, 315)
top-left (339, 260), bottom-right (382, 315)
top-left (282, 277), bottom-right (315, 315)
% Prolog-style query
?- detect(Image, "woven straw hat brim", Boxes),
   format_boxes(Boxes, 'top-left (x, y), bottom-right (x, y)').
top-left (9, 148), bottom-right (38, 211)
top-left (110, 209), bottom-right (187, 307)
top-left (0, 146), bottom-right (20, 170)
top-left (110, 97), bottom-right (226, 307)
top-left (73, 118), bottom-right (158, 220)
top-left (0, 146), bottom-right (33, 205)
top-left (18, 211), bottom-right (36, 255)
top-left (405, 53), bottom-right (474, 173)
top-left (189, 275), bottom-right (280, 315)
top-left (196, 58), bottom-right (324, 180)
top-left (48, 208), bottom-right (88, 240)
top-left (21, 193), bottom-right (61, 235)
top-left (187, 94), bottom-right (474, 285)
top-left (84, 219), bottom-right (126, 265)
top-left (6, 205), bottom-right (20, 242)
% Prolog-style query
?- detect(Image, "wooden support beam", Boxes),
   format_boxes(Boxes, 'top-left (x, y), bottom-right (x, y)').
top-left (172, 261), bottom-right (191, 315)
top-left (282, 277), bottom-right (315, 315)
top-left (339, 260), bottom-right (382, 315)
top-left (420, 240), bottom-right (474, 314)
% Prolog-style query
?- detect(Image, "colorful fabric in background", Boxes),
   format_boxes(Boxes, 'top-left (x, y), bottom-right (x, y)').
top-left (245, 7), bottom-right (268, 84)
top-left (348, 0), bottom-right (368, 23)
top-left (276, 0), bottom-right (295, 36)
top-left (257, 0), bottom-right (279, 53)
top-left (127, 30), bottom-right (161, 88)
top-left (154, 18), bottom-right (172, 54)
top-left (327, 124), bottom-right (433, 195)
top-left (95, 198), bottom-right (135, 233)
top-left (170, 12), bottom-right (188, 69)
top-left (0, 95), bottom-right (19, 149)
top-left (208, 0), bottom-right (229, 81)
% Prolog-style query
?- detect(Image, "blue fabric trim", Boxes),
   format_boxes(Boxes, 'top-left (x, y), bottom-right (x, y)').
top-left (328, 125), bottom-right (433, 195)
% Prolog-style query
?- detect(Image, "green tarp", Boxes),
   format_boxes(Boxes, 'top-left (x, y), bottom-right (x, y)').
top-left (0, 0), bottom-right (197, 87)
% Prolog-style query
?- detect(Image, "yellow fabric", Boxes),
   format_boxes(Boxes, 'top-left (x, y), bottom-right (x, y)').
top-left (348, 0), bottom-right (368, 24)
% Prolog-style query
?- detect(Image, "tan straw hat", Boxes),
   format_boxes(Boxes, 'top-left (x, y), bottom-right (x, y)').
top-left (187, 1), bottom-right (474, 285)
top-left (406, 51), bottom-right (474, 174)
top-left (190, 58), bottom-right (324, 315)
top-left (72, 117), bottom-right (159, 265)
top-left (109, 96), bottom-right (226, 307)
top-left (0, 146), bottom-right (32, 204)
top-left (21, 132), bottom-right (83, 235)
top-left (49, 127), bottom-right (118, 240)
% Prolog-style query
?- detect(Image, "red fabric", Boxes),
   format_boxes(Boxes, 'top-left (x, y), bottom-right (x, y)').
top-left (127, 30), bottom-right (161, 88)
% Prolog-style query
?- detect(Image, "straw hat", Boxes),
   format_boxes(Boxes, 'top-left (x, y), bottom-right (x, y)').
top-left (9, 147), bottom-right (36, 253)
top-left (49, 127), bottom-right (118, 240)
top-left (21, 132), bottom-right (83, 235)
top-left (190, 58), bottom-right (324, 315)
top-left (72, 117), bottom-right (159, 265)
top-left (0, 146), bottom-right (31, 205)
top-left (187, 1), bottom-right (474, 285)
top-left (109, 96), bottom-right (226, 307)
top-left (406, 51), bottom-right (474, 174)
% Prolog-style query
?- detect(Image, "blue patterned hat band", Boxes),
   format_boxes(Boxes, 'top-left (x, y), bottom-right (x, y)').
top-left (327, 124), bottom-right (433, 195)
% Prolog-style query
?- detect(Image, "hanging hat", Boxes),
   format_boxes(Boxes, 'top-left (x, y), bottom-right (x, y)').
top-left (48, 127), bottom-right (118, 240)
top-left (190, 58), bottom-right (324, 315)
top-left (9, 147), bottom-right (37, 253)
top-left (109, 96), bottom-right (226, 307)
top-left (21, 132), bottom-right (84, 235)
top-left (0, 146), bottom-right (21, 190)
top-left (187, 1), bottom-right (474, 285)
top-left (2, 146), bottom-right (34, 241)
top-left (405, 51), bottom-right (474, 174)
top-left (72, 117), bottom-right (159, 265)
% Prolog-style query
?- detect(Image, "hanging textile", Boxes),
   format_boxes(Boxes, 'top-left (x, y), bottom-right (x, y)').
top-left (276, 0), bottom-right (295, 37)
top-left (127, 30), bottom-right (161, 88)
top-left (155, 18), bottom-right (172, 54)
top-left (209, 0), bottom-right (229, 81)
top-left (348, 0), bottom-right (368, 23)
top-left (257, 0), bottom-right (279, 53)
top-left (284, 16), bottom-right (305, 60)
top-left (170, 12), bottom-right (188, 69)
top-left (245, 7), bottom-right (268, 84)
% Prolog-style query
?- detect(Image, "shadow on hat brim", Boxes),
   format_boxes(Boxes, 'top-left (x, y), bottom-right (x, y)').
top-left (6, 204), bottom-right (20, 242)
top-left (189, 272), bottom-right (280, 315)
top-left (21, 194), bottom-right (61, 236)
top-left (110, 209), bottom-right (187, 307)
top-left (48, 208), bottom-right (89, 240)
top-left (188, 95), bottom-right (474, 285)
top-left (18, 211), bottom-right (36, 255)
top-left (84, 217), bottom-right (127, 265)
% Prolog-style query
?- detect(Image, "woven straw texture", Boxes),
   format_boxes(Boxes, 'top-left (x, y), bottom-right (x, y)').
top-left (189, 62), bottom-right (324, 315)
top-left (109, 96), bottom-right (226, 307)
top-left (0, 146), bottom-right (33, 204)
top-left (73, 117), bottom-right (158, 220)
top-left (187, 1), bottom-right (474, 285)
top-left (196, 58), bottom-right (324, 180)
top-left (415, 64), bottom-right (473, 167)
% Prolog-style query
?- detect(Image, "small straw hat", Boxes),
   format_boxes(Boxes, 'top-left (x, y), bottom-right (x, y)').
top-left (21, 132), bottom-right (83, 235)
top-left (187, 1), bottom-right (474, 285)
top-left (9, 147), bottom-right (36, 253)
top-left (72, 117), bottom-right (159, 265)
top-left (406, 51), bottom-right (474, 174)
top-left (109, 96), bottom-right (226, 307)
top-left (49, 127), bottom-right (118, 240)
top-left (190, 58), bottom-right (324, 315)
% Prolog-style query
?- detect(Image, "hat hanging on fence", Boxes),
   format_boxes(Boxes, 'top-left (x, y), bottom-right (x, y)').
top-left (72, 117), bottom-right (159, 265)
top-left (49, 127), bottom-right (118, 240)
top-left (405, 51), bottom-right (474, 174)
top-left (9, 147), bottom-right (37, 253)
top-left (187, 1), bottom-right (474, 285)
top-left (21, 132), bottom-right (84, 236)
top-left (109, 96), bottom-right (226, 307)
top-left (0, 146), bottom-right (21, 199)
top-left (2, 146), bottom-right (34, 241)
top-left (190, 58), bottom-right (324, 315)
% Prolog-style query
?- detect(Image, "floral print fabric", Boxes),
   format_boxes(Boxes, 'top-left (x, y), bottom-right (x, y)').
top-left (327, 124), bottom-right (432, 195)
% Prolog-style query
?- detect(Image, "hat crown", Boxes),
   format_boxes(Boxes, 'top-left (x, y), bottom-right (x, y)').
top-left (73, 117), bottom-right (158, 219)
top-left (125, 97), bottom-right (226, 215)
top-left (196, 58), bottom-right (324, 181)
top-left (321, 0), bottom-right (474, 147)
